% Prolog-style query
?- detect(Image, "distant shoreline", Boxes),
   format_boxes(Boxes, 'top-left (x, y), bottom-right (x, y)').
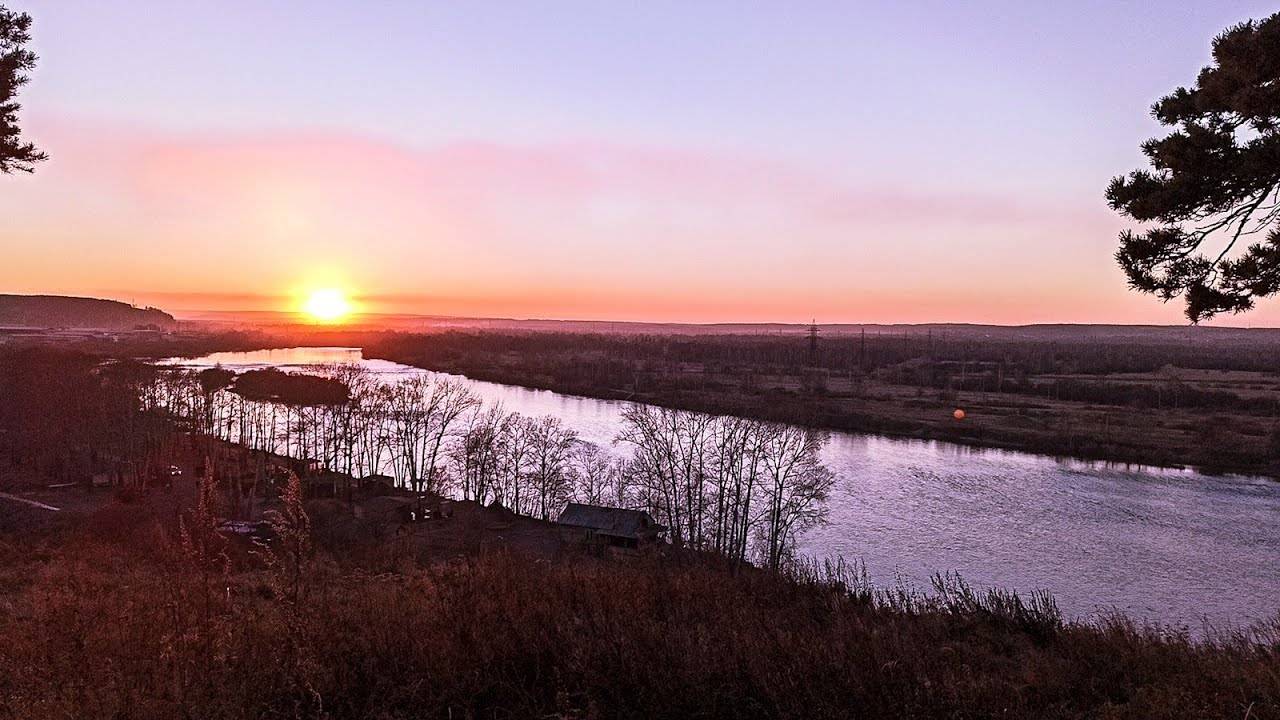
top-left (25, 320), bottom-right (1276, 482)
top-left (357, 337), bottom-right (1280, 483)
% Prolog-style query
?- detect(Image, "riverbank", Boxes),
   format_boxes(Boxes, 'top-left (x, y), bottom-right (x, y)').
top-left (364, 331), bottom-right (1280, 479)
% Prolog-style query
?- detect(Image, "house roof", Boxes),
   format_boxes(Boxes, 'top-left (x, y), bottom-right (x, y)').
top-left (557, 503), bottom-right (663, 539)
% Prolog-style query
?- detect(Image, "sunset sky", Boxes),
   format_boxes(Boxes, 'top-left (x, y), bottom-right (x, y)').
top-left (3, 1), bottom-right (1279, 324)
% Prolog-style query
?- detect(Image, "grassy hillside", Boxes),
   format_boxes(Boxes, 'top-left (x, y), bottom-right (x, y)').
top-left (0, 494), bottom-right (1276, 719)
top-left (0, 294), bottom-right (174, 329)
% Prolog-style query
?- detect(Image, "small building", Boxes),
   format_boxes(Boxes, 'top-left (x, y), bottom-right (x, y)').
top-left (290, 457), bottom-right (324, 477)
top-left (557, 503), bottom-right (666, 551)
top-left (356, 474), bottom-right (399, 498)
top-left (302, 470), bottom-right (347, 499)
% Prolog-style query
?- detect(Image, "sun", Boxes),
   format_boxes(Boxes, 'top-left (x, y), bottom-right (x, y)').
top-left (302, 288), bottom-right (353, 323)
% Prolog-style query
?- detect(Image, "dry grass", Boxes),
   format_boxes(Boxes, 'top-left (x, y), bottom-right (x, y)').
top-left (0, 502), bottom-right (1277, 720)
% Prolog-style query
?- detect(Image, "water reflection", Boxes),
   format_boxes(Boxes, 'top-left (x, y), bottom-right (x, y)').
top-left (163, 347), bottom-right (1280, 629)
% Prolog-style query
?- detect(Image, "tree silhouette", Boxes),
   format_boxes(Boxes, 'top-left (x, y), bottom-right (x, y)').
top-left (1109, 13), bottom-right (1280, 321)
top-left (0, 6), bottom-right (45, 174)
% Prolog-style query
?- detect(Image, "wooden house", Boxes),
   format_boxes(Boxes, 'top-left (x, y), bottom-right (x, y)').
top-left (556, 503), bottom-right (666, 552)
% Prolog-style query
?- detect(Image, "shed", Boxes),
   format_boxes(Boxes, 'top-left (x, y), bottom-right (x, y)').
top-left (302, 470), bottom-right (347, 499)
top-left (290, 457), bottom-right (324, 476)
top-left (557, 503), bottom-right (666, 550)
top-left (357, 474), bottom-right (399, 497)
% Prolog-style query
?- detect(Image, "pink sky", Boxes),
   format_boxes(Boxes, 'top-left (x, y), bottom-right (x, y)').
top-left (1, 118), bottom-right (1149, 324)
top-left (5, 2), bottom-right (1280, 326)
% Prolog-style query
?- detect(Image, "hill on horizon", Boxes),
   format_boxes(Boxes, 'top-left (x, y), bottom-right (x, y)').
top-left (0, 294), bottom-right (175, 330)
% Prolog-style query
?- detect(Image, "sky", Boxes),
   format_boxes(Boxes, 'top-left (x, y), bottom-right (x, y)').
top-left (2, 1), bottom-right (1280, 325)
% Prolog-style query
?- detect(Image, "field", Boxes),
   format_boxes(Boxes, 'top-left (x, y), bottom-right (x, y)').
top-left (363, 325), bottom-right (1280, 476)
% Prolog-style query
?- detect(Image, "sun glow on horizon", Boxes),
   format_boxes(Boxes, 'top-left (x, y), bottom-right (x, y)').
top-left (301, 288), bottom-right (353, 323)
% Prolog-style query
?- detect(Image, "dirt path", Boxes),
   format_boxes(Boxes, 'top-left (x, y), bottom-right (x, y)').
top-left (0, 492), bottom-right (60, 512)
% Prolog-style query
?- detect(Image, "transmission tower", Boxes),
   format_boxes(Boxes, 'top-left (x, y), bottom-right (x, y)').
top-left (807, 318), bottom-right (820, 366)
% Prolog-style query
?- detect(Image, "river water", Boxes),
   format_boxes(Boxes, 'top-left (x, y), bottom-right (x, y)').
top-left (163, 346), bottom-right (1280, 630)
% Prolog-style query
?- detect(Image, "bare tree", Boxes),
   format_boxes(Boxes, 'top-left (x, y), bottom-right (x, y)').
top-left (451, 404), bottom-right (513, 504)
top-left (353, 383), bottom-right (393, 478)
top-left (387, 376), bottom-right (477, 495)
top-left (757, 426), bottom-right (835, 570)
top-left (617, 405), bottom-right (713, 548)
top-left (618, 406), bottom-right (834, 566)
top-left (710, 416), bottom-right (768, 563)
top-left (567, 441), bottom-right (616, 506)
top-left (497, 413), bottom-right (532, 512)
top-left (524, 415), bottom-right (577, 520)
top-left (420, 377), bottom-right (477, 495)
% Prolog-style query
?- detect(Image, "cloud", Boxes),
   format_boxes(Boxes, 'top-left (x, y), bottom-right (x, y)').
top-left (0, 116), bottom-right (1124, 322)
top-left (27, 117), bottom-right (1103, 228)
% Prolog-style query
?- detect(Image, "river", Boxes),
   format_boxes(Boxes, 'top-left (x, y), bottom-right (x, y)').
top-left (162, 346), bottom-right (1280, 630)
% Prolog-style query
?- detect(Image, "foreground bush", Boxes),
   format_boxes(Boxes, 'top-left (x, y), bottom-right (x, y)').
top-left (0, 513), bottom-right (1276, 719)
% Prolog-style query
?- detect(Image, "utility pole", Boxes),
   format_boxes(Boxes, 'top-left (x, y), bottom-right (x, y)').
top-left (808, 319), bottom-right (820, 366)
